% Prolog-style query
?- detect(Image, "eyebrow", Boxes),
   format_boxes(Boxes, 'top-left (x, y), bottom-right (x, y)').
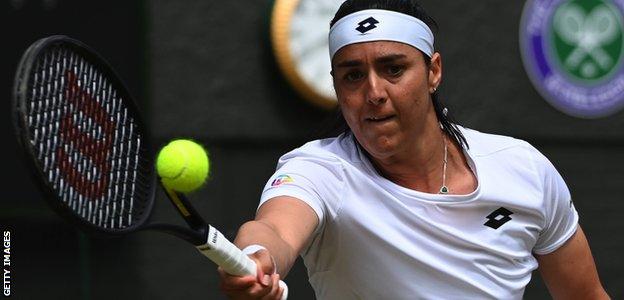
top-left (335, 54), bottom-right (408, 68)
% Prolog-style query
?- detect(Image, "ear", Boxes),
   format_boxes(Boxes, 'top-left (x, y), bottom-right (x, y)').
top-left (428, 52), bottom-right (442, 93)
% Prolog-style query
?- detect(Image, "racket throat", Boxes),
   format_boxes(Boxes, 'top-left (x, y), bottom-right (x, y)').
top-left (161, 183), bottom-right (209, 232)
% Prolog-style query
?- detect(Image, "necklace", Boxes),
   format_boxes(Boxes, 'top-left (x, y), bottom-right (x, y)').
top-left (439, 138), bottom-right (449, 194)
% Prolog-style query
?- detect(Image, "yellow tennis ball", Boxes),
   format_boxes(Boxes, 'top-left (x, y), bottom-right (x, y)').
top-left (156, 139), bottom-right (209, 193)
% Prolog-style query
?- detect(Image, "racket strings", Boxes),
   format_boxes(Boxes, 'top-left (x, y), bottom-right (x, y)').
top-left (26, 44), bottom-right (152, 230)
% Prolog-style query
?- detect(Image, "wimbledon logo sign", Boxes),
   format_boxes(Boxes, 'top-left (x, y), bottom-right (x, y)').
top-left (520, 0), bottom-right (624, 118)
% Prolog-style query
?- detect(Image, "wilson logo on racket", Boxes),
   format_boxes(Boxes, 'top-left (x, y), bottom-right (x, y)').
top-left (271, 175), bottom-right (294, 187)
top-left (212, 230), bottom-right (218, 244)
top-left (56, 70), bottom-right (115, 199)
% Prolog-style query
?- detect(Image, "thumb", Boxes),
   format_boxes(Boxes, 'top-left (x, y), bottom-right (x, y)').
top-left (248, 248), bottom-right (276, 286)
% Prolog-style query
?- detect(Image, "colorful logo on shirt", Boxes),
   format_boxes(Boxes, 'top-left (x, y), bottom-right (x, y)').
top-left (271, 174), bottom-right (294, 187)
top-left (520, 0), bottom-right (624, 118)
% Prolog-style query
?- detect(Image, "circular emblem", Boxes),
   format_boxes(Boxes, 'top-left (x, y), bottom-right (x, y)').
top-left (270, 0), bottom-right (342, 110)
top-left (520, 0), bottom-right (624, 118)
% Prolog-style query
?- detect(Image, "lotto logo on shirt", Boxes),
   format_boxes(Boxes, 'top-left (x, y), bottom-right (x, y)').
top-left (271, 174), bottom-right (294, 187)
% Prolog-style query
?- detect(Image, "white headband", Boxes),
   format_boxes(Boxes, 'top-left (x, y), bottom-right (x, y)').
top-left (328, 9), bottom-right (434, 60)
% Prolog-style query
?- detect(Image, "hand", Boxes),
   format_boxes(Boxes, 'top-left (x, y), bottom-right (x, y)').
top-left (218, 249), bottom-right (285, 300)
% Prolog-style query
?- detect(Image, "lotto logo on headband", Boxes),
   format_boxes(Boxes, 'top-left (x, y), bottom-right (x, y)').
top-left (329, 10), bottom-right (434, 59)
top-left (271, 175), bottom-right (294, 187)
top-left (356, 17), bottom-right (379, 34)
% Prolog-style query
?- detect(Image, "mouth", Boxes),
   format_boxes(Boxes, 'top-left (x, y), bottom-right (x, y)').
top-left (365, 115), bottom-right (396, 123)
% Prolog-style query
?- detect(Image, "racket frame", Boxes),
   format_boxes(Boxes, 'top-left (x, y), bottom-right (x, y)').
top-left (12, 35), bottom-right (156, 237)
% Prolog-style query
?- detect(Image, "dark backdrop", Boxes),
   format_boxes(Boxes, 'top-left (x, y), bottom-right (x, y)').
top-left (3, 0), bottom-right (622, 299)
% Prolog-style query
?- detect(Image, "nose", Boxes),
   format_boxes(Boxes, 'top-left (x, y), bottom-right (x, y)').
top-left (365, 72), bottom-right (387, 105)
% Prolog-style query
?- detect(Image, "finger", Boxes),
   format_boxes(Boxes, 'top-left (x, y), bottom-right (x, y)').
top-left (254, 263), bottom-right (271, 287)
top-left (219, 272), bottom-right (256, 288)
top-left (219, 279), bottom-right (256, 293)
top-left (247, 280), bottom-right (273, 299)
top-left (219, 278), bottom-right (256, 293)
top-left (261, 274), bottom-right (282, 300)
top-left (250, 250), bottom-right (276, 277)
top-left (218, 268), bottom-right (257, 290)
top-left (276, 286), bottom-right (285, 300)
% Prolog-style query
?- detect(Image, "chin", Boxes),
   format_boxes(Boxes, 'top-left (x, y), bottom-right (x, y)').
top-left (362, 135), bottom-right (400, 159)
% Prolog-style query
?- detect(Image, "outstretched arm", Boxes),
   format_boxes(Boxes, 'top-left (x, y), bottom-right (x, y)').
top-left (235, 196), bottom-right (319, 276)
top-left (218, 196), bottom-right (318, 299)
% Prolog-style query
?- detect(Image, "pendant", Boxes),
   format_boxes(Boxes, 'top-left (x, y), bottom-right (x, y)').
top-left (439, 186), bottom-right (449, 194)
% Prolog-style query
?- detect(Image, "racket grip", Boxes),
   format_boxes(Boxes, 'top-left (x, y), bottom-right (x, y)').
top-left (196, 226), bottom-right (289, 300)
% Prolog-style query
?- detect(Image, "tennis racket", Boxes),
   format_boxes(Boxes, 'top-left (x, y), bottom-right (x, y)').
top-left (12, 35), bottom-right (288, 299)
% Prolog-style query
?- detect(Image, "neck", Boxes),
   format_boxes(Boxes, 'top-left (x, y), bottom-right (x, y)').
top-left (367, 120), bottom-right (448, 193)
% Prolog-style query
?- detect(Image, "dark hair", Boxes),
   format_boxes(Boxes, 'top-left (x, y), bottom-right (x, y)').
top-left (324, 0), bottom-right (468, 150)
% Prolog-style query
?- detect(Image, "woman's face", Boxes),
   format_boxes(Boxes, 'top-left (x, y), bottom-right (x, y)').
top-left (332, 41), bottom-right (442, 160)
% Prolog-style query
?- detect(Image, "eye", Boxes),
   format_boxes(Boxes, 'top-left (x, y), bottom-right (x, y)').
top-left (386, 65), bottom-right (404, 77)
top-left (344, 70), bottom-right (364, 82)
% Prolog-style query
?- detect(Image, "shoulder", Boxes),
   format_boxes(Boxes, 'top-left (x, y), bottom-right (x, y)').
top-left (460, 126), bottom-right (555, 177)
top-left (460, 126), bottom-right (533, 156)
top-left (263, 134), bottom-right (353, 224)
top-left (277, 132), bottom-right (359, 170)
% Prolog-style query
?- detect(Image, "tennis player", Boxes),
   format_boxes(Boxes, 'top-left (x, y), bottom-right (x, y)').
top-left (218, 0), bottom-right (609, 299)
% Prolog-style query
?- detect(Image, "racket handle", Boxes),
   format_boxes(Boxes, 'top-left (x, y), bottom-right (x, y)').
top-left (196, 226), bottom-right (289, 300)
